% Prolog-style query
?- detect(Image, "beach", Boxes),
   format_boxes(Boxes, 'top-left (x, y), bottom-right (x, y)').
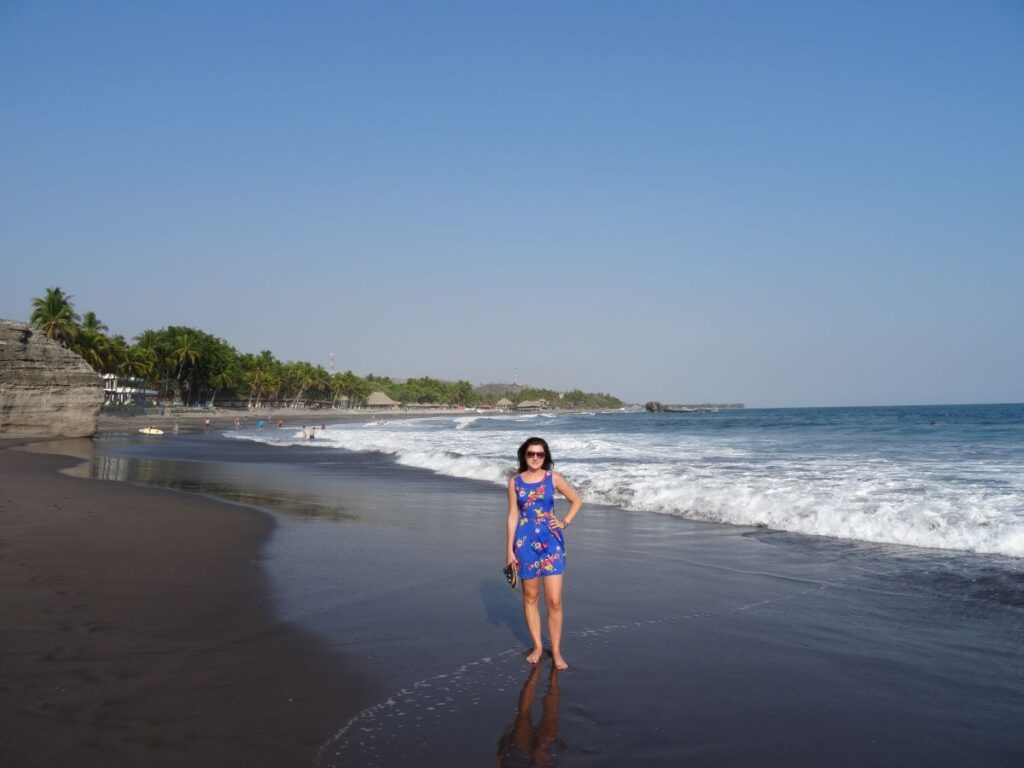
top-left (0, 438), bottom-right (375, 767)
top-left (4, 409), bottom-right (1024, 766)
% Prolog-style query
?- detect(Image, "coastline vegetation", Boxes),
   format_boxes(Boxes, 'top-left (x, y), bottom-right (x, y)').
top-left (28, 287), bottom-right (622, 410)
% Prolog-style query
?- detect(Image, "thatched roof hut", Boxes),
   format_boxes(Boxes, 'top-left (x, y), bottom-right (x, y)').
top-left (496, 397), bottom-right (513, 410)
top-left (516, 399), bottom-right (545, 411)
top-left (366, 391), bottom-right (400, 409)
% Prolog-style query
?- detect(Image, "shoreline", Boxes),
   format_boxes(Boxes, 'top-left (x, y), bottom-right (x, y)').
top-left (0, 437), bottom-right (376, 767)
top-left (7, 420), bottom-right (1024, 765)
top-left (97, 405), bottom-right (623, 433)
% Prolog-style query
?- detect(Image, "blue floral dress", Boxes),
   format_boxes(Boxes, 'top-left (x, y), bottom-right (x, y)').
top-left (513, 471), bottom-right (566, 580)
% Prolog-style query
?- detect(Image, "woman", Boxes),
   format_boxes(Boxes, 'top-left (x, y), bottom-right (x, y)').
top-left (506, 437), bottom-right (582, 669)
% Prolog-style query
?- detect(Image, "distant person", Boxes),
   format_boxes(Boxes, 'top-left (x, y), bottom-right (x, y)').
top-left (506, 437), bottom-right (582, 670)
top-left (277, 419), bottom-right (284, 428)
top-left (258, 419), bottom-right (266, 431)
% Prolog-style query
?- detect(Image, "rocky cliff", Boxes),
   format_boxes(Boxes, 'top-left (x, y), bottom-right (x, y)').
top-left (0, 320), bottom-right (104, 437)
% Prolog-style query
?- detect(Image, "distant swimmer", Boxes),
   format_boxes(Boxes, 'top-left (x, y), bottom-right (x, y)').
top-left (258, 419), bottom-right (266, 431)
top-left (277, 419), bottom-right (284, 427)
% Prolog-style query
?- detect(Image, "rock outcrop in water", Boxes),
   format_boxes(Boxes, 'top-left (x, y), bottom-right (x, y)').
top-left (0, 319), bottom-right (104, 437)
top-left (645, 401), bottom-right (745, 413)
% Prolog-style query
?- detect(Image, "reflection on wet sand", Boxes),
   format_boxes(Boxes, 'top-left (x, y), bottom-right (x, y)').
top-left (17, 437), bottom-right (96, 462)
top-left (497, 662), bottom-right (564, 767)
top-left (69, 453), bottom-right (357, 522)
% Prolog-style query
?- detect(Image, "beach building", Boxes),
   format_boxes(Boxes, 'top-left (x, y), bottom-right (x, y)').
top-left (366, 391), bottom-right (401, 410)
top-left (496, 398), bottom-right (513, 411)
top-left (101, 373), bottom-right (155, 406)
top-left (516, 399), bottom-right (546, 412)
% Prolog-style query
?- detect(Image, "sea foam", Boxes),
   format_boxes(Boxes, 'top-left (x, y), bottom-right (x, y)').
top-left (227, 409), bottom-right (1024, 558)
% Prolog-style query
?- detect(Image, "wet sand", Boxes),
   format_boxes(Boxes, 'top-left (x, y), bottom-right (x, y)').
top-left (68, 429), bottom-right (1024, 767)
top-left (0, 440), bottom-right (375, 767)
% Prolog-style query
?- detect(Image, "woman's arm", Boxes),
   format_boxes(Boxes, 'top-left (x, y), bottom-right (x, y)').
top-left (506, 478), bottom-right (519, 566)
top-left (552, 472), bottom-right (582, 528)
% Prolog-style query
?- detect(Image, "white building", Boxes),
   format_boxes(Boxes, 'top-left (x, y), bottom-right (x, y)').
top-left (101, 374), bottom-right (155, 406)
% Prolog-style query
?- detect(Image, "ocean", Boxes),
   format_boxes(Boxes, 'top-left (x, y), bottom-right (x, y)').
top-left (73, 404), bottom-right (1024, 765)
top-left (229, 403), bottom-right (1024, 558)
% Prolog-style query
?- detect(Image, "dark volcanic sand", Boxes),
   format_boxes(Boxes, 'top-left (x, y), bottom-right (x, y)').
top-left (0, 439), bottom-right (375, 767)
top-left (10, 428), bottom-right (1024, 767)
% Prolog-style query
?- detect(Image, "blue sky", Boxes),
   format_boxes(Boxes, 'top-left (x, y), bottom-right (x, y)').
top-left (1, 1), bottom-right (1021, 406)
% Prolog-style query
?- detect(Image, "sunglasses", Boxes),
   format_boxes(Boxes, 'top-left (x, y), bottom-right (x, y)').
top-left (525, 450), bottom-right (546, 459)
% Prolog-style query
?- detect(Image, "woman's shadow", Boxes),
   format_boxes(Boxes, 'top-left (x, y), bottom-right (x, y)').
top-left (496, 662), bottom-right (565, 767)
top-left (480, 577), bottom-right (532, 646)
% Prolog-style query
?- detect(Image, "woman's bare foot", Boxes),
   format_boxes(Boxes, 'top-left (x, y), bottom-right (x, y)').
top-left (552, 651), bottom-right (569, 670)
top-left (526, 646), bottom-right (544, 664)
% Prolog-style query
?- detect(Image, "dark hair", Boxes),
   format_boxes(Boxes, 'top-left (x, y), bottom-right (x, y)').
top-left (517, 437), bottom-right (553, 473)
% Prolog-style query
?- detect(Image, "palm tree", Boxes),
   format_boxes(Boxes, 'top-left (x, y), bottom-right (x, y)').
top-left (245, 350), bottom-right (278, 408)
top-left (131, 329), bottom-right (162, 391)
top-left (68, 311), bottom-right (113, 373)
top-left (261, 369), bottom-right (281, 408)
top-left (448, 379), bottom-right (475, 406)
top-left (134, 329), bottom-right (161, 352)
top-left (173, 333), bottom-right (200, 404)
top-left (330, 373), bottom-right (346, 408)
top-left (336, 370), bottom-right (369, 408)
top-left (106, 335), bottom-right (132, 376)
top-left (80, 311), bottom-right (108, 334)
top-left (127, 345), bottom-right (157, 380)
top-left (72, 328), bottom-right (110, 372)
top-left (209, 367), bottom-right (237, 407)
top-left (30, 287), bottom-right (80, 346)
top-left (246, 368), bottom-right (263, 408)
top-left (285, 362), bottom-right (311, 408)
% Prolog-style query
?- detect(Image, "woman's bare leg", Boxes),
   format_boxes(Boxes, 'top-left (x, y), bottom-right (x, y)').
top-left (522, 578), bottom-right (544, 663)
top-left (543, 575), bottom-right (568, 669)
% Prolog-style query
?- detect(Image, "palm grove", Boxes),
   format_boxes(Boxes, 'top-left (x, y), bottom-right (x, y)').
top-left (29, 287), bottom-right (622, 410)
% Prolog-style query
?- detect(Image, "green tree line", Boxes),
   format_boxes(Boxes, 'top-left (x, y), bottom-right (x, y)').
top-left (28, 286), bottom-right (622, 410)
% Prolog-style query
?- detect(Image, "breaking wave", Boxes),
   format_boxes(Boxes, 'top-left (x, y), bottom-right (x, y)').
top-left (227, 408), bottom-right (1024, 558)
